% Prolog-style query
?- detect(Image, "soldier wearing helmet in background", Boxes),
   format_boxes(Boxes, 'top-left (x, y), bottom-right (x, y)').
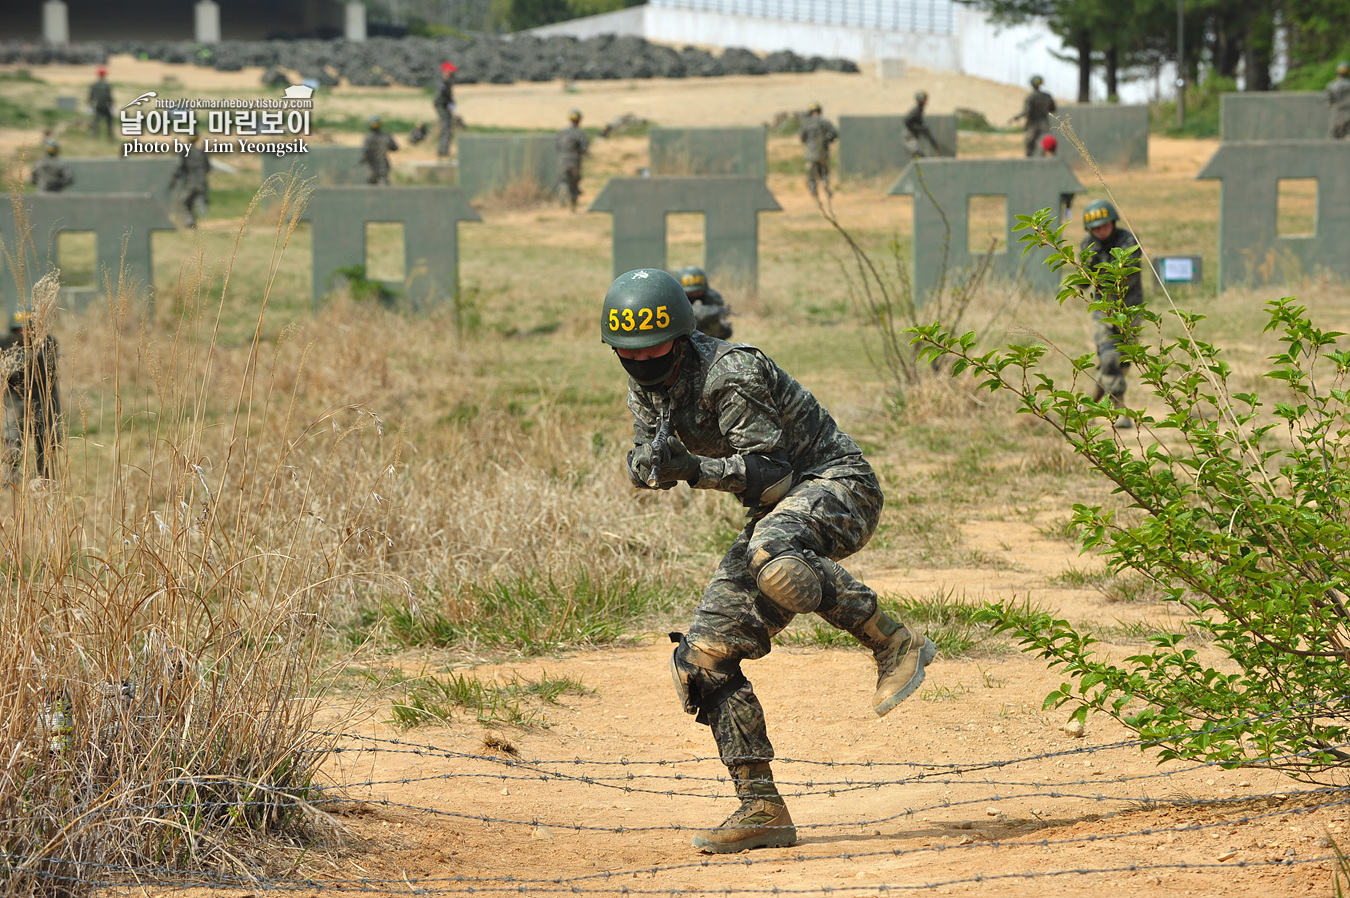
top-left (903, 90), bottom-right (942, 157)
top-left (170, 133), bottom-right (211, 228)
top-left (676, 265), bottom-right (732, 340)
top-left (602, 269), bottom-right (936, 854)
top-left (1012, 75), bottom-right (1056, 157)
top-left (798, 102), bottom-right (838, 200)
top-left (88, 67), bottom-right (114, 140)
top-left (556, 110), bottom-right (589, 212)
top-left (1, 307), bottom-right (62, 486)
top-left (408, 121), bottom-right (429, 145)
top-left (361, 116), bottom-right (398, 185)
top-left (1327, 61), bottom-right (1350, 139)
top-left (435, 62), bottom-right (457, 157)
top-left (30, 141), bottom-right (74, 193)
top-left (1080, 199), bottom-right (1144, 426)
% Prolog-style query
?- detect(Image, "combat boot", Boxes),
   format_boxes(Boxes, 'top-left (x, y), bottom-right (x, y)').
top-left (861, 609), bottom-right (938, 716)
top-left (691, 761), bottom-right (796, 853)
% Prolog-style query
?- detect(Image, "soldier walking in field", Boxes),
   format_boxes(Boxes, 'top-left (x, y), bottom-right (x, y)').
top-left (1327, 61), bottom-right (1350, 139)
top-left (903, 90), bottom-right (942, 157)
top-left (361, 116), bottom-right (398, 185)
top-left (1, 308), bottom-right (62, 486)
top-left (676, 265), bottom-right (732, 340)
top-left (30, 141), bottom-right (74, 193)
top-left (88, 67), bottom-right (114, 140)
top-left (1012, 75), bottom-right (1056, 157)
top-left (1080, 199), bottom-right (1144, 425)
top-left (602, 269), bottom-right (936, 854)
top-left (170, 134), bottom-right (211, 228)
top-left (799, 102), bottom-right (838, 200)
top-left (556, 110), bottom-right (589, 212)
top-left (435, 62), bottom-right (457, 157)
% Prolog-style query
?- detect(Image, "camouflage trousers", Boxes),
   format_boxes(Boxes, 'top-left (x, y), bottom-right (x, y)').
top-left (366, 163), bottom-right (390, 186)
top-left (684, 473), bottom-right (884, 767)
top-left (1333, 112), bottom-right (1350, 140)
top-left (805, 160), bottom-right (831, 198)
top-left (1024, 123), bottom-right (1049, 157)
top-left (3, 389), bottom-right (60, 485)
top-left (179, 186), bottom-right (208, 227)
top-left (560, 165), bottom-right (582, 207)
top-left (437, 108), bottom-right (455, 157)
top-left (1092, 308), bottom-right (1139, 401)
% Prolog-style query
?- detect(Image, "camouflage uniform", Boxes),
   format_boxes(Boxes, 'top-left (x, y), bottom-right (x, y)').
top-left (0, 331), bottom-right (62, 484)
top-left (798, 114), bottom-right (838, 198)
top-left (690, 286), bottom-right (733, 340)
top-left (1327, 74), bottom-right (1350, 140)
top-left (30, 156), bottom-right (74, 193)
top-left (434, 78), bottom-right (455, 156)
top-left (89, 78), bottom-right (114, 139)
top-left (1081, 226), bottom-right (1144, 402)
top-left (1018, 88), bottom-right (1057, 157)
top-left (903, 103), bottom-right (939, 157)
top-left (170, 143), bottom-right (211, 227)
top-left (556, 125), bottom-right (589, 210)
top-left (361, 129), bottom-right (398, 185)
top-left (626, 331), bottom-right (907, 766)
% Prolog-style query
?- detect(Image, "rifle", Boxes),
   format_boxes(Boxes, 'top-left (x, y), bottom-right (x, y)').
top-left (647, 391), bottom-right (673, 488)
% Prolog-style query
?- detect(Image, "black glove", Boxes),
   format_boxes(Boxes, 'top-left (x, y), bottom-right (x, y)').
top-left (656, 437), bottom-right (702, 485)
top-left (627, 444), bottom-right (676, 490)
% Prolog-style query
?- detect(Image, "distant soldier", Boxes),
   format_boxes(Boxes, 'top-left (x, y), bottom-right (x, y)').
top-left (1038, 135), bottom-right (1075, 222)
top-left (556, 109), bottom-right (589, 212)
top-left (409, 121), bottom-right (429, 145)
top-left (88, 67), bottom-right (114, 140)
top-left (903, 90), bottom-right (942, 157)
top-left (435, 62), bottom-right (457, 157)
top-left (1080, 199), bottom-right (1143, 426)
top-left (677, 266), bottom-right (732, 340)
top-left (1, 308), bottom-right (63, 485)
top-left (361, 116), bottom-right (398, 185)
top-left (799, 102), bottom-right (838, 200)
top-left (1012, 75), bottom-right (1056, 157)
top-left (169, 134), bottom-right (211, 228)
top-left (30, 141), bottom-right (74, 193)
top-left (1328, 61), bottom-right (1350, 139)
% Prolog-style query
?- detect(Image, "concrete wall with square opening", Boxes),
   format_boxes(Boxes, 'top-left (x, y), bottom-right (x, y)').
top-left (967, 195), bottom-right (1007, 254)
top-left (1277, 178), bottom-right (1318, 238)
top-left (364, 222), bottom-right (406, 282)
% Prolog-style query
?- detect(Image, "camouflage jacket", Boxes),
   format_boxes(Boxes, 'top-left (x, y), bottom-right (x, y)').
top-left (88, 80), bottom-right (113, 111)
top-left (0, 332), bottom-right (59, 394)
top-left (626, 332), bottom-right (872, 506)
top-left (31, 157), bottom-right (74, 193)
top-left (1328, 77), bottom-right (1350, 115)
top-left (171, 145), bottom-right (211, 189)
top-left (904, 104), bottom-right (933, 141)
top-left (434, 79), bottom-right (454, 113)
top-left (1020, 89), bottom-right (1056, 127)
top-left (556, 126), bottom-right (589, 167)
top-left (361, 131), bottom-right (398, 169)
top-left (799, 115), bottom-right (838, 163)
top-left (690, 287), bottom-right (728, 329)
top-left (1081, 226), bottom-right (1144, 307)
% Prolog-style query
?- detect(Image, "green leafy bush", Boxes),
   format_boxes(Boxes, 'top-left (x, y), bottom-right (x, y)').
top-left (910, 207), bottom-right (1350, 780)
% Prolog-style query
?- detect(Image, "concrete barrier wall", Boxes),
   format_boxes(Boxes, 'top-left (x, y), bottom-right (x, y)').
top-left (1220, 93), bottom-right (1327, 141)
top-left (1051, 104), bottom-right (1149, 169)
top-left (649, 128), bottom-right (768, 177)
top-left (457, 134), bottom-right (558, 199)
top-left (838, 114), bottom-right (956, 178)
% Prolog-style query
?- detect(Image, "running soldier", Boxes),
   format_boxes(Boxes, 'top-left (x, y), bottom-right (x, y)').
top-left (602, 269), bottom-right (936, 854)
top-left (361, 116), bottom-right (398, 185)
top-left (169, 134), bottom-right (211, 228)
top-left (1328, 61), bottom-right (1350, 139)
top-left (556, 110), bottom-right (589, 212)
top-left (1080, 199), bottom-right (1143, 425)
top-left (799, 102), bottom-right (838, 199)
top-left (903, 90), bottom-right (941, 157)
top-left (435, 62), bottom-right (456, 157)
top-left (1, 308), bottom-right (62, 485)
top-left (1012, 75), bottom-right (1056, 157)
top-left (676, 265), bottom-right (732, 340)
top-left (30, 141), bottom-right (74, 193)
top-left (88, 67), bottom-right (114, 140)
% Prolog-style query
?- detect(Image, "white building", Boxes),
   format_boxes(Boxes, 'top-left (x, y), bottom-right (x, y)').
top-left (532, 0), bottom-right (1174, 104)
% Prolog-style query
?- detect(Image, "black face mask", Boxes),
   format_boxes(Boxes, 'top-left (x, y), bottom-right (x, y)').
top-left (618, 346), bottom-right (679, 389)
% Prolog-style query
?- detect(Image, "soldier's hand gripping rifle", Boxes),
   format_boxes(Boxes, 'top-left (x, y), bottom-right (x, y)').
top-left (647, 391), bottom-right (673, 489)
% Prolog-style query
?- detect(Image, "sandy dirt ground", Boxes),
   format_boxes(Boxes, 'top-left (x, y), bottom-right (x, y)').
top-left (5, 57), bottom-right (1343, 897)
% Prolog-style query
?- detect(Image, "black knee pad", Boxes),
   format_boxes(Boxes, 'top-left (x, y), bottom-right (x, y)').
top-left (669, 633), bottom-right (745, 726)
top-left (747, 542), bottom-right (837, 615)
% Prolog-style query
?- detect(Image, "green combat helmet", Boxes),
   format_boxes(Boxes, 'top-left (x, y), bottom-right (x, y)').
top-left (676, 265), bottom-right (708, 296)
top-left (368, 115), bottom-right (382, 129)
top-left (1030, 74), bottom-right (1044, 88)
top-left (1082, 199), bottom-right (1119, 230)
top-left (1339, 61), bottom-right (1350, 77)
top-left (915, 90), bottom-right (928, 103)
top-left (601, 268), bottom-right (695, 350)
